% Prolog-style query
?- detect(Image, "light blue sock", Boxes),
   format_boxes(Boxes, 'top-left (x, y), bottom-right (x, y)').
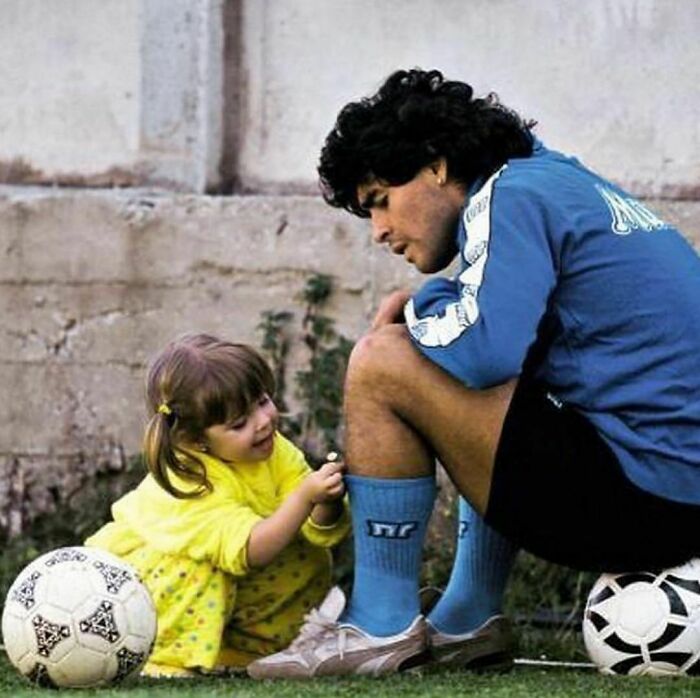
top-left (341, 474), bottom-right (436, 637)
top-left (428, 496), bottom-right (518, 635)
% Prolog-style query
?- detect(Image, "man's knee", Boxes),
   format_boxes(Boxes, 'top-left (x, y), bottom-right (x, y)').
top-left (346, 325), bottom-right (416, 390)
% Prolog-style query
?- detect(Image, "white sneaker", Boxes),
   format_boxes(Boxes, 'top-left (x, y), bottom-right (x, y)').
top-left (427, 615), bottom-right (514, 670)
top-left (247, 587), bottom-right (428, 679)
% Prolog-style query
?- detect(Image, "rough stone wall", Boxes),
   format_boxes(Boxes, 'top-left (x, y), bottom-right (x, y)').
top-left (0, 187), bottom-right (424, 531)
top-left (1, 189), bottom-right (699, 532)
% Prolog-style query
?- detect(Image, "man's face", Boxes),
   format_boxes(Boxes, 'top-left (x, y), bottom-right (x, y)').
top-left (357, 163), bottom-right (466, 274)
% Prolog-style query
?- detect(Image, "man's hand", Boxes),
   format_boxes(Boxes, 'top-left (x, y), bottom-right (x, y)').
top-left (371, 289), bottom-right (413, 330)
top-left (303, 460), bottom-right (345, 504)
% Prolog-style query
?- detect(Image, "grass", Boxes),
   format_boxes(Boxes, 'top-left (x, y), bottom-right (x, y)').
top-left (1, 652), bottom-right (698, 697)
top-left (0, 480), bottom-right (696, 696)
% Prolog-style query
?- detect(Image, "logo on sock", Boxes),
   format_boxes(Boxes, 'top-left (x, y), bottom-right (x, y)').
top-left (458, 520), bottom-right (470, 538)
top-left (367, 520), bottom-right (418, 539)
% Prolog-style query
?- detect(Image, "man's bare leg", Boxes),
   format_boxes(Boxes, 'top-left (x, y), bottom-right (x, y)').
top-left (341, 323), bottom-right (519, 662)
top-left (344, 324), bottom-right (515, 513)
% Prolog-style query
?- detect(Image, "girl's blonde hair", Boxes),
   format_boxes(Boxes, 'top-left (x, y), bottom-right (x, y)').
top-left (142, 333), bottom-right (275, 498)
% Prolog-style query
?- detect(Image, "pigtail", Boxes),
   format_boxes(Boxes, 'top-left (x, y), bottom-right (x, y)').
top-left (142, 404), bottom-right (212, 499)
top-left (142, 333), bottom-right (275, 499)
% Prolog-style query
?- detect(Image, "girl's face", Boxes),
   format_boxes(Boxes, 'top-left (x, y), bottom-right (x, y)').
top-left (202, 394), bottom-right (279, 463)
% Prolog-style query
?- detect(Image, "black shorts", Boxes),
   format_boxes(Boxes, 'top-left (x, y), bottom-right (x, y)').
top-left (484, 380), bottom-right (700, 572)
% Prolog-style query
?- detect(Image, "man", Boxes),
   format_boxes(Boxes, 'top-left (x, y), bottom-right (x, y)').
top-left (248, 69), bottom-right (700, 678)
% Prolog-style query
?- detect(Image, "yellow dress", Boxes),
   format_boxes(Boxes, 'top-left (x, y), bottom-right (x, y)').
top-left (85, 434), bottom-right (350, 671)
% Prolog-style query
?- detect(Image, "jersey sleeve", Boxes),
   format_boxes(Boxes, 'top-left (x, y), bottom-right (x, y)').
top-left (182, 499), bottom-right (264, 577)
top-left (273, 435), bottom-right (351, 548)
top-left (405, 169), bottom-right (558, 388)
top-left (94, 477), bottom-right (264, 578)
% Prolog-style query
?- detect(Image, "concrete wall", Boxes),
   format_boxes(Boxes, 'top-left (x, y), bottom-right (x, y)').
top-left (239, 0), bottom-right (700, 198)
top-left (1, 1), bottom-right (699, 196)
top-left (0, 0), bottom-right (223, 192)
top-left (1, 185), bottom-right (699, 529)
top-left (0, 186), bottom-right (423, 528)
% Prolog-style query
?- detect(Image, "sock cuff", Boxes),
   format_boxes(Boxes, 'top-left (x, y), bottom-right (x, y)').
top-left (345, 473), bottom-right (436, 492)
top-left (346, 474), bottom-right (436, 515)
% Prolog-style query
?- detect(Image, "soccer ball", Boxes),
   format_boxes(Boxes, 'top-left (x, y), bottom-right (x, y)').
top-left (2, 546), bottom-right (157, 688)
top-left (583, 559), bottom-right (700, 676)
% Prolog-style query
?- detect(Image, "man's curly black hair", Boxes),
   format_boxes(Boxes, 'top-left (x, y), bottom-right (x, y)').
top-left (318, 69), bottom-right (536, 218)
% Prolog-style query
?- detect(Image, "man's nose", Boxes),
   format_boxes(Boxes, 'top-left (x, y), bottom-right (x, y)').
top-left (370, 212), bottom-right (390, 244)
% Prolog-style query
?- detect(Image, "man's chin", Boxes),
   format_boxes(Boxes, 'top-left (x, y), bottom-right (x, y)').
top-left (408, 254), bottom-right (427, 272)
top-left (413, 258), bottom-right (451, 274)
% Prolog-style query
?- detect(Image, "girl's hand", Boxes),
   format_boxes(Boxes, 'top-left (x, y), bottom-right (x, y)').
top-left (247, 453), bottom-right (346, 568)
top-left (304, 460), bottom-right (345, 504)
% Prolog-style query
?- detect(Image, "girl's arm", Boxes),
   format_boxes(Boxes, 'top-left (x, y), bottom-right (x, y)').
top-left (246, 461), bottom-right (345, 568)
top-left (310, 498), bottom-right (345, 526)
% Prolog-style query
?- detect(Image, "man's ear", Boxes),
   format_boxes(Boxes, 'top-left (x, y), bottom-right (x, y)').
top-left (430, 158), bottom-right (448, 185)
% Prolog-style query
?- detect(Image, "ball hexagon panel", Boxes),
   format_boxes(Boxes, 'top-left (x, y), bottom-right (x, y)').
top-left (122, 584), bottom-right (158, 640)
top-left (50, 647), bottom-right (112, 688)
top-left (45, 568), bottom-right (100, 613)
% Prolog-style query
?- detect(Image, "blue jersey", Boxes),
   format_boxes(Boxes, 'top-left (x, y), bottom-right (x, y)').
top-left (406, 142), bottom-right (700, 504)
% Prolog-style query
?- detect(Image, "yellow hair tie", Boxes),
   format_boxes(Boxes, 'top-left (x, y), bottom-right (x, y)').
top-left (157, 403), bottom-right (172, 416)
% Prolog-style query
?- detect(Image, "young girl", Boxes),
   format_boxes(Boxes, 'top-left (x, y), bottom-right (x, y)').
top-left (86, 333), bottom-right (350, 677)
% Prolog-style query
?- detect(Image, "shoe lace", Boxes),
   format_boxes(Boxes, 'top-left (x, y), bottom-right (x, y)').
top-left (288, 608), bottom-right (349, 658)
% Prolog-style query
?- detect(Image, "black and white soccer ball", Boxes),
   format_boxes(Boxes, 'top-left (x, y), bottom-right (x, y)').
top-left (583, 558), bottom-right (700, 676)
top-left (2, 546), bottom-right (157, 688)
